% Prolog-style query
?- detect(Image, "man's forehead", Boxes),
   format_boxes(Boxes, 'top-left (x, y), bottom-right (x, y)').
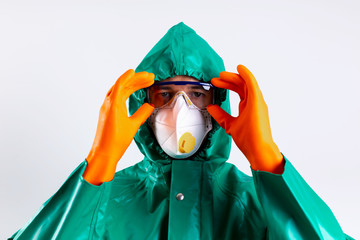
top-left (161, 75), bottom-right (200, 83)
top-left (153, 84), bottom-right (204, 91)
top-left (150, 75), bottom-right (211, 92)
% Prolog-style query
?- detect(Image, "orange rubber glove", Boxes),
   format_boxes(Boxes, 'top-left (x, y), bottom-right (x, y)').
top-left (207, 65), bottom-right (284, 174)
top-left (83, 69), bottom-right (155, 185)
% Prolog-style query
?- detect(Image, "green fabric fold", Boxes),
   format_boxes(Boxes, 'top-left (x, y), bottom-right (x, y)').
top-left (10, 161), bottom-right (110, 240)
top-left (252, 156), bottom-right (346, 239)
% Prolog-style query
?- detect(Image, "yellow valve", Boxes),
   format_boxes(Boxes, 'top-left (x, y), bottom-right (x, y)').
top-left (178, 132), bottom-right (196, 153)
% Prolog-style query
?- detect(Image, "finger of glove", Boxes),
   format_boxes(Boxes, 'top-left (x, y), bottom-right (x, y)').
top-left (207, 104), bottom-right (233, 134)
top-left (113, 69), bottom-right (135, 97)
top-left (122, 72), bottom-right (155, 100)
top-left (236, 65), bottom-right (261, 97)
top-left (213, 72), bottom-right (246, 100)
top-left (130, 103), bottom-right (154, 126)
top-left (121, 72), bottom-right (155, 100)
top-left (106, 85), bottom-right (115, 98)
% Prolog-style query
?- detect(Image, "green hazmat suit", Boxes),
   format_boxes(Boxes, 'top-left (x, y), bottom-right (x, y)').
top-left (10, 22), bottom-right (354, 240)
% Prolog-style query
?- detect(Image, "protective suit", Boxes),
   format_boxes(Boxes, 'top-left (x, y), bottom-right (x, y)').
top-left (10, 22), bottom-right (353, 240)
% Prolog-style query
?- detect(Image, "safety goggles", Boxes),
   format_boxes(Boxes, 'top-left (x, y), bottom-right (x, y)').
top-left (147, 81), bottom-right (215, 109)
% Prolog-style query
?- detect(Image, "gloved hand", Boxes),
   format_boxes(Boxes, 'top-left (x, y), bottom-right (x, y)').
top-left (207, 65), bottom-right (284, 173)
top-left (83, 69), bottom-right (155, 185)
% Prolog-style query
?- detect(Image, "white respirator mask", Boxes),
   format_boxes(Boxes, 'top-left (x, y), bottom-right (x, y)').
top-left (148, 91), bottom-right (212, 159)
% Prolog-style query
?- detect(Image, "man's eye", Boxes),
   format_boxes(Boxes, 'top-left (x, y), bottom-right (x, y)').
top-left (160, 92), bottom-right (171, 98)
top-left (192, 92), bottom-right (204, 98)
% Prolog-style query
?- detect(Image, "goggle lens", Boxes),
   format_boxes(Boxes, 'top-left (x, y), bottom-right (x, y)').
top-left (147, 81), bottom-right (214, 109)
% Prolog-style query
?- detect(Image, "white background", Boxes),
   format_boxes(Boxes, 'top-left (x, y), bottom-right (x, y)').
top-left (1, 0), bottom-right (359, 239)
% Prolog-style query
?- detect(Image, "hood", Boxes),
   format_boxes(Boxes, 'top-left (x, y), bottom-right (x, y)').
top-left (129, 22), bottom-right (231, 165)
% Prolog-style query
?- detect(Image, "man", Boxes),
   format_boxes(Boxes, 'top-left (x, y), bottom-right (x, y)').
top-left (10, 22), bottom-right (353, 239)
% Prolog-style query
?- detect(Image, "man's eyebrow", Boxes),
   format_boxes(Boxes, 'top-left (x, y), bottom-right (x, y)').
top-left (157, 86), bottom-right (172, 90)
top-left (189, 85), bottom-right (207, 90)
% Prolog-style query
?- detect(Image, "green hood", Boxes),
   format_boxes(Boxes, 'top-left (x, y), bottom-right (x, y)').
top-left (129, 22), bottom-right (231, 164)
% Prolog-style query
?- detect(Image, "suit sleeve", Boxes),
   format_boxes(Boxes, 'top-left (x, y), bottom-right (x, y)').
top-left (251, 155), bottom-right (354, 240)
top-left (9, 160), bottom-right (110, 240)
